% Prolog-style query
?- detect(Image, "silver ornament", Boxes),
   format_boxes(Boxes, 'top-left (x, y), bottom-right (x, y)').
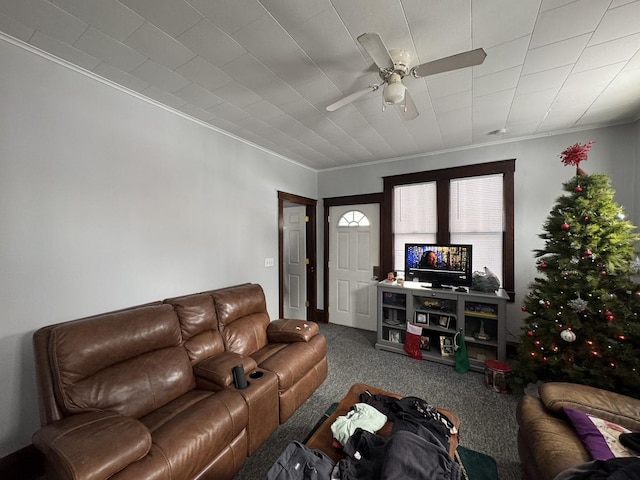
top-left (560, 329), bottom-right (576, 342)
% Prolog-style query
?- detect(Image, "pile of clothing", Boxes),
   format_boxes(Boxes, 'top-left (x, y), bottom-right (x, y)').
top-left (267, 391), bottom-right (460, 480)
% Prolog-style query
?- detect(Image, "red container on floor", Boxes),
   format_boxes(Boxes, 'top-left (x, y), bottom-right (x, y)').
top-left (484, 360), bottom-right (512, 393)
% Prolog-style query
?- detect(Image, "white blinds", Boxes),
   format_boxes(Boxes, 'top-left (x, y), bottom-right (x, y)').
top-left (393, 183), bottom-right (437, 271)
top-left (450, 174), bottom-right (503, 282)
top-left (393, 182), bottom-right (437, 234)
top-left (450, 175), bottom-right (504, 233)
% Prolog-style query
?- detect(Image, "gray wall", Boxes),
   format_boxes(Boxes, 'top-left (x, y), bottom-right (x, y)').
top-left (0, 38), bottom-right (317, 456)
top-left (318, 123), bottom-right (640, 343)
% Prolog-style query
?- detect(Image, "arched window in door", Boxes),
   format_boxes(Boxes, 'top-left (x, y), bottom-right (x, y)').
top-left (337, 210), bottom-right (370, 227)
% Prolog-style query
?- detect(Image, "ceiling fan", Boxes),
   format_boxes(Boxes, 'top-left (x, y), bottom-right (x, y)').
top-left (326, 33), bottom-right (487, 120)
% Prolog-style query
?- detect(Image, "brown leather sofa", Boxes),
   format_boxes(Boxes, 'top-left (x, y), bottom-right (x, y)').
top-left (32, 283), bottom-right (328, 480)
top-left (516, 382), bottom-right (640, 480)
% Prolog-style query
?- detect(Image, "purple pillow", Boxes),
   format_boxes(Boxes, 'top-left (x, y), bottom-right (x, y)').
top-left (564, 407), bottom-right (634, 460)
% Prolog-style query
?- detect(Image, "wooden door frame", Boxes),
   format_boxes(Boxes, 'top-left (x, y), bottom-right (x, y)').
top-left (278, 191), bottom-right (317, 321)
top-left (323, 193), bottom-right (383, 323)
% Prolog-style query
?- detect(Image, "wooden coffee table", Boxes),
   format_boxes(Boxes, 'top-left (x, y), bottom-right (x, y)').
top-left (305, 383), bottom-right (460, 463)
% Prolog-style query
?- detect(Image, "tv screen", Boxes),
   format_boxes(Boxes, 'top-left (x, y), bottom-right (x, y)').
top-left (404, 243), bottom-right (473, 288)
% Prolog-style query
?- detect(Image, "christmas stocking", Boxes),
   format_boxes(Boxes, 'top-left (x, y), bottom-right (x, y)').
top-left (404, 322), bottom-right (423, 360)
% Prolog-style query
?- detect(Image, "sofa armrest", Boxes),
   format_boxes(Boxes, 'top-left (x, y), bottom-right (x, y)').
top-left (32, 411), bottom-right (151, 480)
top-left (193, 351), bottom-right (258, 388)
top-left (540, 382), bottom-right (640, 430)
top-left (267, 319), bottom-right (318, 343)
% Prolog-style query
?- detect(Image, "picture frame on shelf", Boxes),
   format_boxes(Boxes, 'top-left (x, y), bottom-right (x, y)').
top-left (439, 336), bottom-right (454, 357)
top-left (437, 315), bottom-right (450, 329)
top-left (420, 336), bottom-right (431, 351)
top-left (389, 330), bottom-right (401, 343)
top-left (415, 312), bottom-right (427, 324)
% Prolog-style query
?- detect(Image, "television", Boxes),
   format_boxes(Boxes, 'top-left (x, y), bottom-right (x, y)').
top-left (404, 243), bottom-right (473, 289)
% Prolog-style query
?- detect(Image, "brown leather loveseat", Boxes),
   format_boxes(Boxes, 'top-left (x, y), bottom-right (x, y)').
top-left (32, 283), bottom-right (328, 480)
top-left (516, 382), bottom-right (640, 480)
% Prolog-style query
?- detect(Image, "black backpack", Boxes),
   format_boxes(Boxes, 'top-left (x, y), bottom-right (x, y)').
top-left (266, 441), bottom-right (335, 480)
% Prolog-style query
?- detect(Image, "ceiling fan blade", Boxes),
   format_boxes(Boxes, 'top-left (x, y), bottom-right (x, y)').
top-left (357, 33), bottom-right (394, 71)
top-left (401, 89), bottom-right (419, 120)
top-left (326, 85), bottom-right (379, 112)
top-left (412, 48), bottom-right (487, 78)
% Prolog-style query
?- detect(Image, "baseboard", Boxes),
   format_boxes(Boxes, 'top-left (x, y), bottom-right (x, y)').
top-left (0, 444), bottom-right (44, 480)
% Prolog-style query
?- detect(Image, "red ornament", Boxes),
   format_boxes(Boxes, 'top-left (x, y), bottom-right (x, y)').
top-left (521, 305), bottom-right (527, 312)
top-left (527, 330), bottom-right (534, 337)
top-left (583, 249), bottom-right (592, 256)
top-left (583, 216), bottom-right (590, 222)
top-left (604, 310), bottom-right (614, 321)
top-left (601, 270), bottom-right (608, 276)
top-left (561, 222), bottom-right (570, 230)
top-left (539, 262), bottom-right (548, 269)
top-left (575, 185), bottom-right (583, 192)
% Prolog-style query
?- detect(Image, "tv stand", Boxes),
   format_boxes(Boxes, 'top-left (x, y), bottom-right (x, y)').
top-left (377, 281), bottom-right (508, 372)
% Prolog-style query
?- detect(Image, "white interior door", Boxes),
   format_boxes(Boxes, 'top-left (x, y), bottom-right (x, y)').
top-left (283, 205), bottom-right (307, 320)
top-left (328, 204), bottom-right (379, 331)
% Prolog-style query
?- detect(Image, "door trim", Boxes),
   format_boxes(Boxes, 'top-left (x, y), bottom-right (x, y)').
top-left (323, 193), bottom-right (383, 323)
top-left (278, 191), bottom-right (317, 321)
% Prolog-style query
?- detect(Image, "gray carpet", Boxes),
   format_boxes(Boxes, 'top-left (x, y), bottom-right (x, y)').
top-left (233, 322), bottom-right (523, 479)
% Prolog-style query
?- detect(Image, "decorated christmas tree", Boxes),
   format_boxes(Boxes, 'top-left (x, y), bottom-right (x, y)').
top-left (511, 142), bottom-right (640, 398)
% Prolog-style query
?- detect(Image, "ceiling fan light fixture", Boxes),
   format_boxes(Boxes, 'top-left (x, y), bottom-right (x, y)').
top-left (383, 75), bottom-right (405, 105)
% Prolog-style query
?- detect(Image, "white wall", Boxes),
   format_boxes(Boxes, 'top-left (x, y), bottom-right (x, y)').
top-left (0, 38), bottom-right (317, 456)
top-left (318, 123), bottom-right (640, 343)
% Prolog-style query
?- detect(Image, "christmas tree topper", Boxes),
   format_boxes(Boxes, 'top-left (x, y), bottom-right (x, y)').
top-left (559, 141), bottom-right (594, 175)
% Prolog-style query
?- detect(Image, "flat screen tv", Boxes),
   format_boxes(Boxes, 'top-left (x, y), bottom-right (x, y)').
top-left (404, 243), bottom-right (473, 289)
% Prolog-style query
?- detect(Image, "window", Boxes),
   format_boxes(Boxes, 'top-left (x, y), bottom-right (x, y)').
top-left (337, 210), bottom-right (370, 227)
top-left (383, 160), bottom-right (515, 298)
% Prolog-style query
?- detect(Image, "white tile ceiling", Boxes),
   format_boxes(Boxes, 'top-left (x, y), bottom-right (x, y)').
top-left (1, 0), bottom-right (640, 170)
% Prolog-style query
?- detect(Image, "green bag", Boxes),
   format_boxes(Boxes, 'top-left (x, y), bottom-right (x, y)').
top-left (454, 330), bottom-right (469, 373)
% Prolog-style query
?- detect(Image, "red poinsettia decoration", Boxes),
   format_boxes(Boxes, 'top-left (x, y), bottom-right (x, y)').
top-left (560, 141), bottom-right (593, 167)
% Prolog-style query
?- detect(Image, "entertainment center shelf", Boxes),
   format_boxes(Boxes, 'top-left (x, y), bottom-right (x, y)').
top-left (376, 281), bottom-right (508, 372)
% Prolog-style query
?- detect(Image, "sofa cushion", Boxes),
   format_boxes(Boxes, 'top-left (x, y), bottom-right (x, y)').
top-left (256, 335), bottom-right (327, 391)
top-left (165, 292), bottom-right (225, 364)
top-left (516, 394), bottom-right (591, 480)
top-left (540, 382), bottom-right (640, 431)
top-left (48, 303), bottom-right (195, 418)
top-left (32, 411), bottom-right (151, 480)
top-left (564, 407), bottom-right (635, 460)
top-left (137, 389), bottom-right (249, 479)
top-left (213, 284), bottom-right (270, 355)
